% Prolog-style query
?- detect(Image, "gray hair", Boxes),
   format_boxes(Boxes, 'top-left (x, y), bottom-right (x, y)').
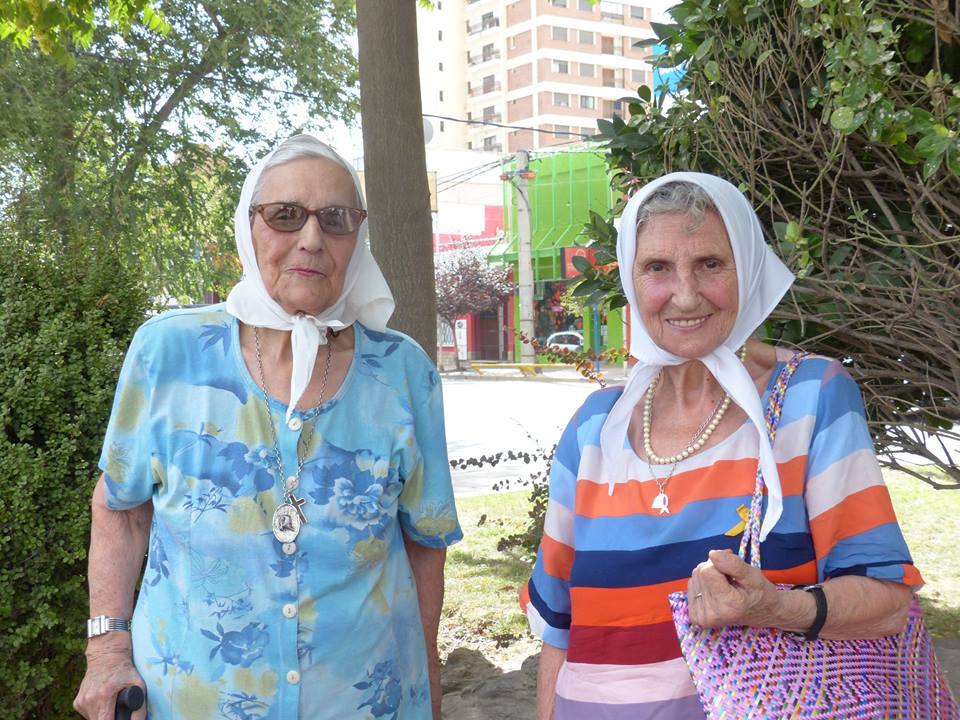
top-left (636, 181), bottom-right (718, 232)
top-left (250, 134), bottom-right (363, 209)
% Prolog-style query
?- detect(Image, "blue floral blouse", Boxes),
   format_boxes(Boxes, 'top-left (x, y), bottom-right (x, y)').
top-left (99, 305), bottom-right (462, 719)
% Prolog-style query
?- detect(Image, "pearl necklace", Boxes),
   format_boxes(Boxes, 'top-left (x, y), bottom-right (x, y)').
top-left (642, 345), bottom-right (748, 465)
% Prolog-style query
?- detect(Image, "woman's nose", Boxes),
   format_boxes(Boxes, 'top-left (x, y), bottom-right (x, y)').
top-left (672, 274), bottom-right (700, 308)
top-left (297, 215), bottom-right (328, 252)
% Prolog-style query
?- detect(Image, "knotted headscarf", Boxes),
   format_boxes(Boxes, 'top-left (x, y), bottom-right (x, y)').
top-left (226, 135), bottom-right (395, 421)
top-left (599, 172), bottom-right (794, 541)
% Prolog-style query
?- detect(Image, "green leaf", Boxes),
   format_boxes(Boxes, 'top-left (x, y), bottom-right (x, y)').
top-left (694, 36), bottom-right (715, 61)
top-left (571, 255), bottom-right (592, 273)
top-left (830, 106), bottom-right (857, 132)
top-left (797, 0), bottom-right (821, 7)
top-left (637, 84), bottom-right (652, 103)
top-left (922, 153), bottom-right (944, 180)
top-left (704, 60), bottom-right (720, 82)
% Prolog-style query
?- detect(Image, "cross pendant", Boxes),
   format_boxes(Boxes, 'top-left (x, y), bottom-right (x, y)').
top-left (289, 493), bottom-right (308, 524)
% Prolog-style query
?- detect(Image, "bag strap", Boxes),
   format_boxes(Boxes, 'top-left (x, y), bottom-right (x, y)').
top-left (738, 351), bottom-right (812, 568)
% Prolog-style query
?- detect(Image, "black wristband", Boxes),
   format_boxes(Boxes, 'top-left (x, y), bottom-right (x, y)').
top-left (792, 584), bottom-right (828, 641)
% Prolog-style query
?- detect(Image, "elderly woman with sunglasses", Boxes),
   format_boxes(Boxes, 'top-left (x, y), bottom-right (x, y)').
top-left (74, 135), bottom-right (462, 720)
top-left (522, 173), bottom-right (920, 719)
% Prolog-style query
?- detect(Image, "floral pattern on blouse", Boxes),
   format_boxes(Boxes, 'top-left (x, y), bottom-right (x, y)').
top-left (99, 306), bottom-right (461, 719)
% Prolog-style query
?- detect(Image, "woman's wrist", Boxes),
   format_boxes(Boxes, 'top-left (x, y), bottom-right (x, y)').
top-left (770, 588), bottom-right (819, 633)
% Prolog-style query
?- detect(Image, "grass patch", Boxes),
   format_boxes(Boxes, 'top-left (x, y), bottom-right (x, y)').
top-left (887, 470), bottom-right (960, 639)
top-left (441, 491), bottom-right (535, 663)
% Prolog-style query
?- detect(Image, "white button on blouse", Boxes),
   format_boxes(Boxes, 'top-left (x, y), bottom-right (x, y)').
top-left (287, 416), bottom-right (303, 431)
top-left (287, 669), bottom-right (300, 684)
top-left (282, 603), bottom-right (297, 619)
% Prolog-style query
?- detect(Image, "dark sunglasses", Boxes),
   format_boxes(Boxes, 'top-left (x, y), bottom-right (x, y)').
top-left (251, 202), bottom-right (367, 235)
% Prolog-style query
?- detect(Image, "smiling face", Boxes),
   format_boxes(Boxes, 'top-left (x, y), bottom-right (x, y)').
top-left (251, 157), bottom-right (360, 316)
top-left (632, 210), bottom-right (739, 358)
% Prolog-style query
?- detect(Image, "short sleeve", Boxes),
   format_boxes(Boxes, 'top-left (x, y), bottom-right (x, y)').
top-left (397, 367), bottom-right (463, 548)
top-left (520, 408), bottom-right (580, 650)
top-left (803, 360), bottom-right (922, 587)
top-left (98, 326), bottom-right (159, 510)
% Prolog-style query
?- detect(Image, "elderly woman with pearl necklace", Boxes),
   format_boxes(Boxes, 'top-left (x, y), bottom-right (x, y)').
top-left (522, 173), bottom-right (921, 720)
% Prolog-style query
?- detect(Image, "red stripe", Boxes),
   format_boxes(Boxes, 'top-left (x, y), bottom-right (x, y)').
top-left (567, 620), bottom-right (682, 665)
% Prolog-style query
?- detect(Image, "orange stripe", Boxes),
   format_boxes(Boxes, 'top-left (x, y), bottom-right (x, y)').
top-left (763, 560), bottom-right (818, 586)
top-left (519, 584), bottom-right (530, 612)
top-left (809, 485), bottom-right (898, 555)
top-left (901, 564), bottom-right (924, 587)
top-left (570, 578), bottom-right (689, 626)
top-left (541, 533), bottom-right (574, 581)
top-left (575, 456), bottom-right (807, 518)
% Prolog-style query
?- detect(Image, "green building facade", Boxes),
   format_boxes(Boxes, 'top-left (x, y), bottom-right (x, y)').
top-left (488, 149), bottom-right (624, 360)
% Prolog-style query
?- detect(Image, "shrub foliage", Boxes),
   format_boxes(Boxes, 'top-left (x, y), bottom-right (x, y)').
top-left (0, 234), bottom-right (149, 718)
top-left (577, 0), bottom-right (959, 487)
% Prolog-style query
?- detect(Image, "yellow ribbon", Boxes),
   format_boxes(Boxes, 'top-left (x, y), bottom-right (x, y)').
top-left (724, 504), bottom-right (750, 537)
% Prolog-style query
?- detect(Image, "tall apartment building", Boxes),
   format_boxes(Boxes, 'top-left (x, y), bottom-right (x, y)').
top-left (417, 0), bottom-right (660, 153)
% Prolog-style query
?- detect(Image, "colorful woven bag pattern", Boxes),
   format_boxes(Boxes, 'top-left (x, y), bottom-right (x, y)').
top-left (669, 352), bottom-right (959, 719)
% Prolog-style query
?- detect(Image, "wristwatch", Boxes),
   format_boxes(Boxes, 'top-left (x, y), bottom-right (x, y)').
top-left (792, 584), bottom-right (828, 641)
top-left (87, 615), bottom-right (131, 638)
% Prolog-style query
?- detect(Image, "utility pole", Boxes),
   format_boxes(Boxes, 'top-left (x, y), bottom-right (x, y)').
top-left (514, 151), bottom-right (536, 363)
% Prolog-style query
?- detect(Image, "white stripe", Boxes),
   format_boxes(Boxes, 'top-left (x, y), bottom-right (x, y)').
top-left (557, 659), bottom-right (697, 704)
top-left (805, 447), bottom-right (884, 520)
top-left (525, 602), bottom-right (548, 638)
top-left (544, 498), bottom-right (575, 544)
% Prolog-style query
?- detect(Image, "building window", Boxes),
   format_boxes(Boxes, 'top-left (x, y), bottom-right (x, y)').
top-left (578, 0), bottom-right (593, 9)
top-left (600, 1), bottom-right (623, 18)
top-left (438, 30), bottom-right (443, 40)
top-left (554, 124), bottom-right (571, 137)
top-left (481, 11), bottom-right (496, 29)
top-left (439, 62), bottom-right (444, 71)
top-left (483, 105), bottom-right (496, 120)
top-left (482, 42), bottom-right (495, 61)
top-left (630, 5), bottom-right (645, 19)
top-left (552, 26), bottom-right (568, 41)
top-left (483, 136), bottom-right (498, 150)
top-left (550, 0), bottom-right (568, 5)
top-left (579, 62), bottom-right (595, 77)
top-left (631, 68), bottom-right (645, 84)
top-left (482, 74), bottom-right (496, 93)
top-left (554, 92), bottom-right (570, 107)
top-left (440, 121), bottom-right (445, 131)
top-left (579, 30), bottom-right (594, 44)
top-left (580, 95), bottom-right (596, 109)
top-left (467, 141), bottom-right (473, 149)
top-left (552, 59), bottom-right (569, 74)
top-left (509, 35), bottom-right (518, 50)
top-left (439, 90), bottom-right (444, 101)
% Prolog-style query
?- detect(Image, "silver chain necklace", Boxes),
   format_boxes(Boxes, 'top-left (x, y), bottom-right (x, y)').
top-left (254, 326), bottom-right (332, 544)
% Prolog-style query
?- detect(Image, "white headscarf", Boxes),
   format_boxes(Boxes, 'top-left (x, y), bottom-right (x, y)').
top-left (225, 135), bottom-right (395, 421)
top-left (599, 172), bottom-right (794, 541)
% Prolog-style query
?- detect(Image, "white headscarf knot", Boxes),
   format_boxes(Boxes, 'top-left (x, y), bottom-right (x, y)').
top-left (225, 134), bottom-right (395, 421)
top-left (600, 172), bottom-right (794, 541)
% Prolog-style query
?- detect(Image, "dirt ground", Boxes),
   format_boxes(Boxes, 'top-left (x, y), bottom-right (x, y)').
top-left (441, 638), bottom-right (960, 719)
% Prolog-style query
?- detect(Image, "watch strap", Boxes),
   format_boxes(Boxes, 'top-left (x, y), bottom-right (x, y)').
top-left (87, 615), bottom-right (131, 638)
top-left (792, 584), bottom-right (827, 641)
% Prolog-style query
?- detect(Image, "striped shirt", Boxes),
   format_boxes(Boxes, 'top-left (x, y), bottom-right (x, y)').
top-left (521, 352), bottom-right (922, 719)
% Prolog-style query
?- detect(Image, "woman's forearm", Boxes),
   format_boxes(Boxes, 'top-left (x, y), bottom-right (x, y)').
top-left (85, 475), bottom-right (152, 658)
top-left (537, 642), bottom-right (566, 720)
top-left (817, 575), bottom-right (913, 639)
top-left (403, 534), bottom-right (446, 720)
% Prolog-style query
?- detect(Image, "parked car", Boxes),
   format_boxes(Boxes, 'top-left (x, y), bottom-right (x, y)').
top-left (545, 330), bottom-right (584, 353)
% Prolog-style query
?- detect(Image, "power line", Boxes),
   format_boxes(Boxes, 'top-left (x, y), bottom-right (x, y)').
top-left (423, 113), bottom-right (591, 139)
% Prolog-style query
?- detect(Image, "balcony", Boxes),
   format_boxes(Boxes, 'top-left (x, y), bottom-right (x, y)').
top-left (468, 49), bottom-right (501, 65)
top-left (482, 113), bottom-right (502, 123)
top-left (466, 17), bottom-right (500, 35)
top-left (468, 81), bottom-right (502, 96)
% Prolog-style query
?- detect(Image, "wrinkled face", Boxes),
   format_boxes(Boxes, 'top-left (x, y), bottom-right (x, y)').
top-left (632, 210), bottom-right (739, 359)
top-left (252, 157), bottom-right (360, 316)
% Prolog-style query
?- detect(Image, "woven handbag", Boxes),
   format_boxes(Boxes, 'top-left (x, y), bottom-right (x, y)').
top-left (668, 352), bottom-right (960, 719)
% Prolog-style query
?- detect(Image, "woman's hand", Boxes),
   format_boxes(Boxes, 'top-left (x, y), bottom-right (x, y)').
top-left (687, 549), bottom-right (803, 630)
top-left (73, 648), bottom-right (146, 720)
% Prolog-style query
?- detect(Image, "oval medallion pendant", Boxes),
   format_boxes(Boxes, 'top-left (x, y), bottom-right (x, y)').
top-left (272, 503), bottom-right (301, 543)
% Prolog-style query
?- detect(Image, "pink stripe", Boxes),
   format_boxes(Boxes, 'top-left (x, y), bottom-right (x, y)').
top-left (556, 658), bottom-right (697, 704)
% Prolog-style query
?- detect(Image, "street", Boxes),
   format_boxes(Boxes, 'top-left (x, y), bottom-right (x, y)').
top-left (442, 372), bottom-right (599, 495)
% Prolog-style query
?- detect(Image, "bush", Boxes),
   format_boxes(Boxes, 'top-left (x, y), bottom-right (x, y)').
top-left (0, 234), bottom-right (149, 718)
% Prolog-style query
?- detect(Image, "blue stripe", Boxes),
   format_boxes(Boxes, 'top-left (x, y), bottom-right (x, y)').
top-left (570, 531), bottom-right (815, 588)
top-left (531, 548), bottom-right (572, 612)
top-left (819, 522), bottom-right (913, 579)
top-left (527, 577), bottom-right (571, 630)
top-left (575, 495), bottom-right (810, 552)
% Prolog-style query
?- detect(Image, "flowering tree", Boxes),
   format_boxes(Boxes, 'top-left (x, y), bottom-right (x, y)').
top-left (434, 250), bottom-right (514, 370)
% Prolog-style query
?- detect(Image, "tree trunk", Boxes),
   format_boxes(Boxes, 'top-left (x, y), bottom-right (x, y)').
top-left (356, 0), bottom-right (437, 363)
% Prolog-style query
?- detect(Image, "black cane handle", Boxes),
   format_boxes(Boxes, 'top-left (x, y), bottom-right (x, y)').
top-left (115, 685), bottom-right (144, 720)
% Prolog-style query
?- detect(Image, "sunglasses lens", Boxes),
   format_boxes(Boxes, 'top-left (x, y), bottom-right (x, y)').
top-left (318, 207), bottom-right (360, 235)
top-left (262, 204), bottom-right (307, 231)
